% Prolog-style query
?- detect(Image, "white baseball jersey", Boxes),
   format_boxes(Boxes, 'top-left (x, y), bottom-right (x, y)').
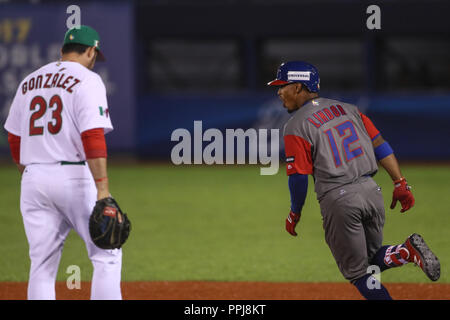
top-left (4, 60), bottom-right (113, 165)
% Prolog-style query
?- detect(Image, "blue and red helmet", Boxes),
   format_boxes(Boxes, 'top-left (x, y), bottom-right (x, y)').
top-left (267, 61), bottom-right (320, 92)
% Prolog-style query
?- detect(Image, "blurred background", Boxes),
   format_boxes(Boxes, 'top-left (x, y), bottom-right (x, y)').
top-left (0, 0), bottom-right (449, 162)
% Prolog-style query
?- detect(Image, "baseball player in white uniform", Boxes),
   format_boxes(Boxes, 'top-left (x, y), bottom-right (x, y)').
top-left (4, 25), bottom-right (122, 300)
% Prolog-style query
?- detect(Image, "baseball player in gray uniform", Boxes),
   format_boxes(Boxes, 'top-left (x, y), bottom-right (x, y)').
top-left (268, 61), bottom-right (441, 300)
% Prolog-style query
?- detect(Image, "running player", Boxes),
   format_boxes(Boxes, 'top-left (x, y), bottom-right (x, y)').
top-left (268, 61), bottom-right (441, 300)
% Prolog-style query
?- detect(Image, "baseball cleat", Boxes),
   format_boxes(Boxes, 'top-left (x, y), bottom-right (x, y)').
top-left (404, 233), bottom-right (440, 281)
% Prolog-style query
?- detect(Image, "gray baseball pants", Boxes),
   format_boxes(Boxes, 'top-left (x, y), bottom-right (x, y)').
top-left (319, 176), bottom-right (385, 283)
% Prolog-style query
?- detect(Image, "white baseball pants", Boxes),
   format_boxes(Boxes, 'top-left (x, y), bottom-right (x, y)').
top-left (20, 163), bottom-right (122, 300)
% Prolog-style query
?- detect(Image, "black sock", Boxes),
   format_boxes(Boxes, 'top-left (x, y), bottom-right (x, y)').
top-left (353, 273), bottom-right (392, 300)
top-left (370, 245), bottom-right (391, 272)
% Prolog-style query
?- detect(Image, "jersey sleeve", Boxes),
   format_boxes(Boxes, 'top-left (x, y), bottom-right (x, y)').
top-left (3, 85), bottom-right (23, 136)
top-left (359, 112), bottom-right (380, 141)
top-left (7, 132), bottom-right (21, 163)
top-left (284, 135), bottom-right (313, 176)
top-left (81, 128), bottom-right (107, 159)
top-left (74, 74), bottom-right (113, 134)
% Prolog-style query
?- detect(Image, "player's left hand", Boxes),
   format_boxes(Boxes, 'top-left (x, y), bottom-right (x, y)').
top-left (286, 210), bottom-right (301, 236)
top-left (89, 197), bottom-right (131, 249)
top-left (390, 178), bottom-right (415, 213)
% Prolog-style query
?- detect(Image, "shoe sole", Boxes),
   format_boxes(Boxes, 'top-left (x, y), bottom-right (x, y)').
top-left (407, 233), bottom-right (440, 281)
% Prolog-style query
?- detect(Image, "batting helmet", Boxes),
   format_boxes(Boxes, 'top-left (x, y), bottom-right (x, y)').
top-left (267, 61), bottom-right (320, 92)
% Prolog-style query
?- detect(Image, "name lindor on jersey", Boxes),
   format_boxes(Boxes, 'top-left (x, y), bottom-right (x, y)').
top-left (21, 68), bottom-right (81, 95)
top-left (307, 104), bottom-right (347, 129)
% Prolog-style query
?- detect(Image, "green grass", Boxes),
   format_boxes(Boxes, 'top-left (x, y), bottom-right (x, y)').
top-left (0, 163), bottom-right (448, 283)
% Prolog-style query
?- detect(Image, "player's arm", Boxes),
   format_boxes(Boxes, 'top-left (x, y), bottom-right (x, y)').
top-left (360, 112), bottom-right (414, 212)
top-left (284, 134), bottom-right (313, 236)
top-left (5, 86), bottom-right (25, 175)
top-left (373, 135), bottom-right (415, 213)
top-left (75, 74), bottom-right (114, 201)
top-left (82, 128), bottom-right (110, 200)
top-left (286, 173), bottom-right (308, 236)
top-left (289, 174), bottom-right (308, 214)
top-left (7, 132), bottom-right (25, 175)
top-left (372, 135), bottom-right (401, 180)
top-left (360, 112), bottom-right (401, 177)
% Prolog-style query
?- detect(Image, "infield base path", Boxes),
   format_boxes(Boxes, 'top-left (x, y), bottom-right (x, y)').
top-left (1, 281), bottom-right (449, 300)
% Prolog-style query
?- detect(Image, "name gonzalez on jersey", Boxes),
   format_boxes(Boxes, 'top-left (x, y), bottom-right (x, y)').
top-left (21, 64), bottom-right (81, 95)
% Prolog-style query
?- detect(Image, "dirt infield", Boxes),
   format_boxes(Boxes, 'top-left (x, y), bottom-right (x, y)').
top-left (0, 281), bottom-right (449, 300)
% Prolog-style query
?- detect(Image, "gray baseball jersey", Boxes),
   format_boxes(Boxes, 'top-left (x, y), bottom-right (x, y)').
top-left (283, 97), bottom-right (380, 200)
top-left (283, 97), bottom-right (385, 282)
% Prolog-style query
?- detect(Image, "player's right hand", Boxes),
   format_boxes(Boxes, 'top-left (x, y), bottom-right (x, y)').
top-left (286, 210), bottom-right (301, 236)
top-left (390, 177), bottom-right (415, 213)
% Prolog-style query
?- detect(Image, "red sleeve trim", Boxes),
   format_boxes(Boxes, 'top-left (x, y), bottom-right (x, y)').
top-left (7, 132), bottom-right (20, 164)
top-left (284, 135), bottom-right (313, 176)
top-left (81, 128), bottom-right (107, 159)
top-left (359, 112), bottom-right (380, 140)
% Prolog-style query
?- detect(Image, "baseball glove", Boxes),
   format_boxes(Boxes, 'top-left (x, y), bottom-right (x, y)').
top-left (89, 197), bottom-right (131, 249)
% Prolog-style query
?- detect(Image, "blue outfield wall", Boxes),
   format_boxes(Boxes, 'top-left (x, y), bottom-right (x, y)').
top-left (137, 92), bottom-right (450, 161)
top-left (362, 94), bottom-right (450, 160)
top-left (0, 2), bottom-right (135, 156)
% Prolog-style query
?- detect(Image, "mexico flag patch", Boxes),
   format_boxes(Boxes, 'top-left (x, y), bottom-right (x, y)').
top-left (99, 106), bottom-right (109, 117)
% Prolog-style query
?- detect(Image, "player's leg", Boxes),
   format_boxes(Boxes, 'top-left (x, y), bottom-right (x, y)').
top-left (363, 179), bottom-right (440, 281)
top-left (89, 249), bottom-right (122, 300)
top-left (320, 184), bottom-right (391, 300)
top-left (20, 165), bottom-right (71, 300)
top-left (370, 242), bottom-right (410, 272)
top-left (359, 178), bottom-right (391, 271)
top-left (362, 180), bottom-right (409, 272)
top-left (59, 164), bottom-right (122, 300)
top-left (371, 234), bottom-right (441, 281)
top-left (349, 178), bottom-right (392, 299)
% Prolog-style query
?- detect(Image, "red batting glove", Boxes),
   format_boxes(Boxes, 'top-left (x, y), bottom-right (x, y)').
top-left (390, 177), bottom-right (415, 213)
top-left (286, 210), bottom-right (301, 236)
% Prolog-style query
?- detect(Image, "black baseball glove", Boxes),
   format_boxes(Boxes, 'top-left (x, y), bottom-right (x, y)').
top-left (89, 197), bottom-right (131, 249)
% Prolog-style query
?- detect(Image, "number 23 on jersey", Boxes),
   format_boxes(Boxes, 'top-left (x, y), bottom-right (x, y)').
top-left (29, 95), bottom-right (63, 136)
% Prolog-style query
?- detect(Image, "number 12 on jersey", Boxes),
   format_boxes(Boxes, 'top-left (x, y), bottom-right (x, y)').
top-left (324, 120), bottom-right (363, 167)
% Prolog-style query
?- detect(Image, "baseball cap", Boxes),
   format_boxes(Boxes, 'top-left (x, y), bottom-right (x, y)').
top-left (267, 61), bottom-right (320, 92)
top-left (63, 25), bottom-right (105, 61)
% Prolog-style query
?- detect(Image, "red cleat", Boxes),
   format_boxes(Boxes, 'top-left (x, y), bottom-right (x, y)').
top-left (404, 233), bottom-right (441, 281)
